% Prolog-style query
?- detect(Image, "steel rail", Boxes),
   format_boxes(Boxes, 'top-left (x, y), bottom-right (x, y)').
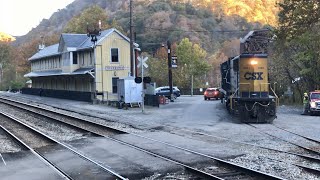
top-left (247, 124), bottom-right (320, 156)
top-left (0, 97), bottom-right (125, 134)
top-left (0, 153), bottom-right (6, 166)
top-left (266, 157), bottom-right (320, 176)
top-left (0, 96), bottom-right (284, 179)
top-left (0, 98), bottom-right (221, 179)
top-left (3, 96), bottom-right (320, 167)
top-left (271, 124), bottom-right (320, 144)
top-left (0, 123), bottom-right (71, 180)
top-left (0, 111), bottom-right (127, 180)
top-left (175, 128), bottom-right (320, 164)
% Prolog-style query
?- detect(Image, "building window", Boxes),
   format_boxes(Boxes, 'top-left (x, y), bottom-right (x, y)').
top-left (111, 48), bottom-right (119, 63)
top-left (90, 51), bottom-right (93, 65)
top-left (112, 77), bottom-right (119, 93)
top-left (73, 52), bottom-right (78, 64)
top-left (81, 52), bottom-right (85, 65)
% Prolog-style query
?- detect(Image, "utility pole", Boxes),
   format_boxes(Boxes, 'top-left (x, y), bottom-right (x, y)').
top-left (129, 0), bottom-right (134, 76)
top-left (0, 63), bottom-right (2, 83)
top-left (87, 20), bottom-right (101, 103)
top-left (167, 41), bottom-right (174, 102)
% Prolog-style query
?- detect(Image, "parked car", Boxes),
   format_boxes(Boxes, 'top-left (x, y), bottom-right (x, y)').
top-left (204, 88), bottom-right (223, 100)
top-left (155, 86), bottom-right (181, 99)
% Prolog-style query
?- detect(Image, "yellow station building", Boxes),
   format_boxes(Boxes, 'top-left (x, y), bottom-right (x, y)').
top-left (24, 28), bottom-right (138, 102)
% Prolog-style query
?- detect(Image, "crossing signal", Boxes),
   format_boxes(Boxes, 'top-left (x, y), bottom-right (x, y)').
top-left (135, 77), bottom-right (142, 84)
top-left (143, 77), bottom-right (151, 83)
top-left (134, 76), bottom-right (151, 84)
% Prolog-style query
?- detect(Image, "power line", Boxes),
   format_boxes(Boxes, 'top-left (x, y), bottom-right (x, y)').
top-left (142, 27), bottom-right (263, 33)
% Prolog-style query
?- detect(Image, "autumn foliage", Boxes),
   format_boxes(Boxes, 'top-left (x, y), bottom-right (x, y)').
top-left (0, 32), bottom-right (15, 42)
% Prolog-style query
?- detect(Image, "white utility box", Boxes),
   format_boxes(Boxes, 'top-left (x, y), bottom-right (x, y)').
top-left (117, 77), bottom-right (143, 104)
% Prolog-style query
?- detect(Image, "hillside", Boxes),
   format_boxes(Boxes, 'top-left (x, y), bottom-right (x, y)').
top-left (13, 0), bottom-right (278, 53)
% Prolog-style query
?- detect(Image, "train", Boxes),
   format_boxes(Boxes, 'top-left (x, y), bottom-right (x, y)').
top-left (220, 53), bottom-right (278, 123)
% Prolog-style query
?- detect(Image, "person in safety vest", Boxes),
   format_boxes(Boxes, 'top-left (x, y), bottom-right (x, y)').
top-left (301, 92), bottom-right (309, 115)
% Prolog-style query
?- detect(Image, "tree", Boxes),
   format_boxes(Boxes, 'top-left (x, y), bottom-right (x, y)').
top-left (63, 5), bottom-right (110, 33)
top-left (0, 42), bottom-right (16, 90)
top-left (110, 18), bottom-right (126, 35)
top-left (272, 0), bottom-right (320, 101)
top-left (0, 32), bottom-right (15, 42)
top-left (148, 55), bottom-right (168, 87)
top-left (147, 38), bottom-right (210, 89)
top-left (175, 38), bottom-right (210, 89)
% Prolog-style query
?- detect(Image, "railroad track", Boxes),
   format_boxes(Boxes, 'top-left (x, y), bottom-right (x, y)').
top-left (0, 96), bottom-right (283, 179)
top-left (166, 127), bottom-right (320, 177)
top-left (245, 123), bottom-right (320, 176)
top-left (0, 111), bottom-right (127, 180)
top-left (246, 123), bottom-right (320, 156)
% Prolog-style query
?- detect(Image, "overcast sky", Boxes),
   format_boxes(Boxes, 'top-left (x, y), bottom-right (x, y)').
top-left (0, 0), bottom-right (74, 36)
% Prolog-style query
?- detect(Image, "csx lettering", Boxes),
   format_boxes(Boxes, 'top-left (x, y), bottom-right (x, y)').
top-left (244, 72), bottom-right (263, 80)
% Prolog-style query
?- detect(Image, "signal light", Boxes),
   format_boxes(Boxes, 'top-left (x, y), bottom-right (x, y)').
top-left (134, 77), bottom-right (152, 84)
top-left (143, 77), bottom-right (151, 83)
top-left (135, 77), bottom-right (142, 84)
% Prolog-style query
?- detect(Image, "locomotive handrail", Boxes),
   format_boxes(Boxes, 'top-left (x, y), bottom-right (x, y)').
top-left (259, 83), bottom-right (279, 107)
top-left (270, 85), bottom-right (279, 107)
top-left (229, 87), bottom-right (239, 110)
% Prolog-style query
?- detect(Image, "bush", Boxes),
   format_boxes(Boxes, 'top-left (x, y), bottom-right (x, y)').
top-left (10, 81), bottom-right (24, 90)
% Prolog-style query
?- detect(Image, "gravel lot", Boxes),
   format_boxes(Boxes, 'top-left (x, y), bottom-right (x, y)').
top-left (0, 92), bottom-right (319, 179)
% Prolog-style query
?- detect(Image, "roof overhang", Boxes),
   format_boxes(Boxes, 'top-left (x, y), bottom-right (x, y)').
top-left (24, 68), bottom-right (94, 78)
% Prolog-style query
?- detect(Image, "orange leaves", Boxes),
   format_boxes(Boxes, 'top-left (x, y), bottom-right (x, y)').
top-left (0, 32), bottom-right (15, 42)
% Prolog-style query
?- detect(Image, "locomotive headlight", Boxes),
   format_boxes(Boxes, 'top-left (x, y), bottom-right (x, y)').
top-left (250, 60), bottom-right (258, 65)
top-left (310, 102), bottom-right (316, 108)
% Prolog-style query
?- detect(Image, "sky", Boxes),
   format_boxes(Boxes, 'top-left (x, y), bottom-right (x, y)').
top-left (0, 0), bottom-right (75, 36)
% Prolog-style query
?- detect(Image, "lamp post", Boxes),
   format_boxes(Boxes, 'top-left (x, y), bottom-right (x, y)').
top-left (184, 63), bottom-right (193, 96)
top-left (87, 20), bottom-right (101, 102)
top-left (129, 0), bottom-right (134, 76)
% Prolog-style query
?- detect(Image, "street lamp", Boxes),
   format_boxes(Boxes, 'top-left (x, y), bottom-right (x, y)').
top-left (87, 20), bottom-right (101, 45)
top-left (184, 63), bottom-right (193, 96)
top-left (87, 20), bottom-right (102, 102)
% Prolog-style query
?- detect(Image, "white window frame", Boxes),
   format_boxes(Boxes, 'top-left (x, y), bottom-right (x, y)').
top-left (110, 48), bottom-right (120, 64)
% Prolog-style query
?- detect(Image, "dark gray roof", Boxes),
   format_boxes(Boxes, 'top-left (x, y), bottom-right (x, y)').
top-left (61, 34), bottom-right (88, 48)
top-left (24, 68), bottom-right (94, 78)
top-left (29, 44), bottom-right (59, 61)
top-left (80, 28), bottom-right (114, 48)
top-left (28, 28), bottom-right (131, 61)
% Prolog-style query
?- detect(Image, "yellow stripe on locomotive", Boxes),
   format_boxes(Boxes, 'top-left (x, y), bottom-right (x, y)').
top-left (239, 56), bottom-right (269, 98)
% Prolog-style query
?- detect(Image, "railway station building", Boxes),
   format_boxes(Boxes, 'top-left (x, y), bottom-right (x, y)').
top-left (23, 28), bottom-right (138, 102)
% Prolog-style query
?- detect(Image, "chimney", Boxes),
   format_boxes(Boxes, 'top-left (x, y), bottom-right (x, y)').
top-left (38, 36), bottom-right (45, 51)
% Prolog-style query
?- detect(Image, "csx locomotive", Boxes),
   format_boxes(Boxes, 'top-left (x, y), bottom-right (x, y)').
top-left (220, 53), bottom-right (278, 123)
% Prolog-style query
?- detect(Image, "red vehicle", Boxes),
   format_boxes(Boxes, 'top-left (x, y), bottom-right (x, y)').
top-left (307, 91), bottom-right (320, 115)
top-left (204, 88), bottom-right (223, 100)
